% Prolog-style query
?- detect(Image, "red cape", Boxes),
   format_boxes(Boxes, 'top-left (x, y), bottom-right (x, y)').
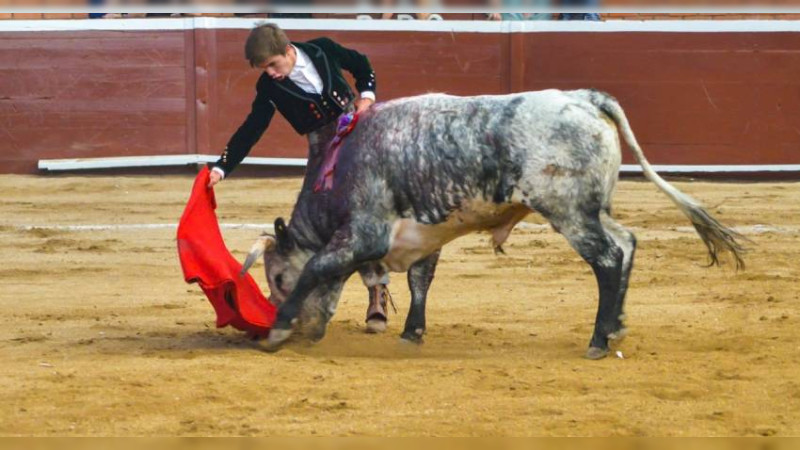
top-left (176, 167), bottom-right (275, 338)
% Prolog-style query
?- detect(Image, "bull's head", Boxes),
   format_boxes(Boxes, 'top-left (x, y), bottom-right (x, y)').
top-left (241, 217), bottom-right (331, 340)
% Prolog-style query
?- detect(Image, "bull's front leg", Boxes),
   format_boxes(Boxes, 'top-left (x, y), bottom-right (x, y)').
top-left (401, 250), bottom-right (441, 343)
top-left (267, 224), bottom-right (391, 350)
top-left (266, 249), bottom-right (353, 350)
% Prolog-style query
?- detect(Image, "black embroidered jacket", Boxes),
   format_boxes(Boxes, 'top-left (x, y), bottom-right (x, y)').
top-left (214, 38), bottom-right (376, 176)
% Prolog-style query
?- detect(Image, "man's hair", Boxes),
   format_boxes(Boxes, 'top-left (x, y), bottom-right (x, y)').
top-left (245, 23), bottom-right (290, 68)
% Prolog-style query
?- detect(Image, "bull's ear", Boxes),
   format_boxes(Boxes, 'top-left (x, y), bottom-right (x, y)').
top-left (274, 217), bottom-right (294, 252)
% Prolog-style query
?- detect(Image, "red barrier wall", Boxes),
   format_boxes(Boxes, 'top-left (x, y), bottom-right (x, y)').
top-left (522, 32), bottom-right (800, 165)
top-left (1, 21), bottom-right (799, 173)
top-left (0, 30), bottom-right (190, 173)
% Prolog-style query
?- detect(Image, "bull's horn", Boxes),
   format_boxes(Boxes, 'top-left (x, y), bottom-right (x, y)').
top-left (240, 235), bottom-right (276, 276)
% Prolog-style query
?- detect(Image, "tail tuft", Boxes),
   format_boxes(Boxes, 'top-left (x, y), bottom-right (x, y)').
top-left (681, 200), bottom-right (749, 270)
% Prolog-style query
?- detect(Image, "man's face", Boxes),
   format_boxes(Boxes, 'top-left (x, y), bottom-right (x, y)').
top-left (257, 45), bottom-right (296, 81)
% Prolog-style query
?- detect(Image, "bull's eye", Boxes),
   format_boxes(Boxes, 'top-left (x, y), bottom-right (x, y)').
top-left (275, 274), bottom-right (284, 289)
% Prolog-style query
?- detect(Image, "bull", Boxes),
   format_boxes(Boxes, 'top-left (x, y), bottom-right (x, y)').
top-left (242, 89), bottom-right (746, 359)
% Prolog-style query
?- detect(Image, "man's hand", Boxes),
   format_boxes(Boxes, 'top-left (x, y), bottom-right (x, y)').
top-left (354, 97), bottom-right (375, 114)
top-left (208, 170), bottom-right (223, 188)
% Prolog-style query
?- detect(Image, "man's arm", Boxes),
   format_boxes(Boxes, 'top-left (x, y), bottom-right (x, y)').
top-left (314, 37), bottom-right (377, 110)
top-left (211, 78), bottom-right (276, 186)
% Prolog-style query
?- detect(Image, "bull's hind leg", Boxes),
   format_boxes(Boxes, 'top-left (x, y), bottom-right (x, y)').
top-left (401, 250), bottom-right (441, 343)
top-left (600, 211), bottom-right (636, 341)
top-left (551, 212), bottom-right (625, 360)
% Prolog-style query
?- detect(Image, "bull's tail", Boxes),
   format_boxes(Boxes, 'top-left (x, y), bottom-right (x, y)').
top-left (587, 90), bottom-right (748, 270)
top-left (240, 235), bottom-right (271, 276)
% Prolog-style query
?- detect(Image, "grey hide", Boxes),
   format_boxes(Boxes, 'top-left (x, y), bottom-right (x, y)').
top-left (243, 89), bottom-right (746, 359)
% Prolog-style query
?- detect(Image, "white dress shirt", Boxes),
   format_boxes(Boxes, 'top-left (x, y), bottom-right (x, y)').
top-left (289, 44), bottom-right (324, 94)
top-left (289, 44), bottom-right (375, 101)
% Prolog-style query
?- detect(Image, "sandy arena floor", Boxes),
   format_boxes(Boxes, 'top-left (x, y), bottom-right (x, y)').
top-left (0, 173), bottom-right (798, 436)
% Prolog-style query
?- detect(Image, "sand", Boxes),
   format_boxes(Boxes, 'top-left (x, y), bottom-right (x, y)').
top-left (0, 173), bottom-right (798, 436)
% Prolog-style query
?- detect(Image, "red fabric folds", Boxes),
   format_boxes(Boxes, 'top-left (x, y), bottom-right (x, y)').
top-left (176, 167), bottom-right (275, 338)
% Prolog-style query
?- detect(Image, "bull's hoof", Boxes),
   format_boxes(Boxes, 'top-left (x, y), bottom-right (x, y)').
top-left (584, 346), bottom-right (609, 360)
top-left (400, 328), bottom-right (425, 344)
top-left (365, 318), bottom-right (387, 334)
top-left (261, 328), bottom-right (293, 352)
